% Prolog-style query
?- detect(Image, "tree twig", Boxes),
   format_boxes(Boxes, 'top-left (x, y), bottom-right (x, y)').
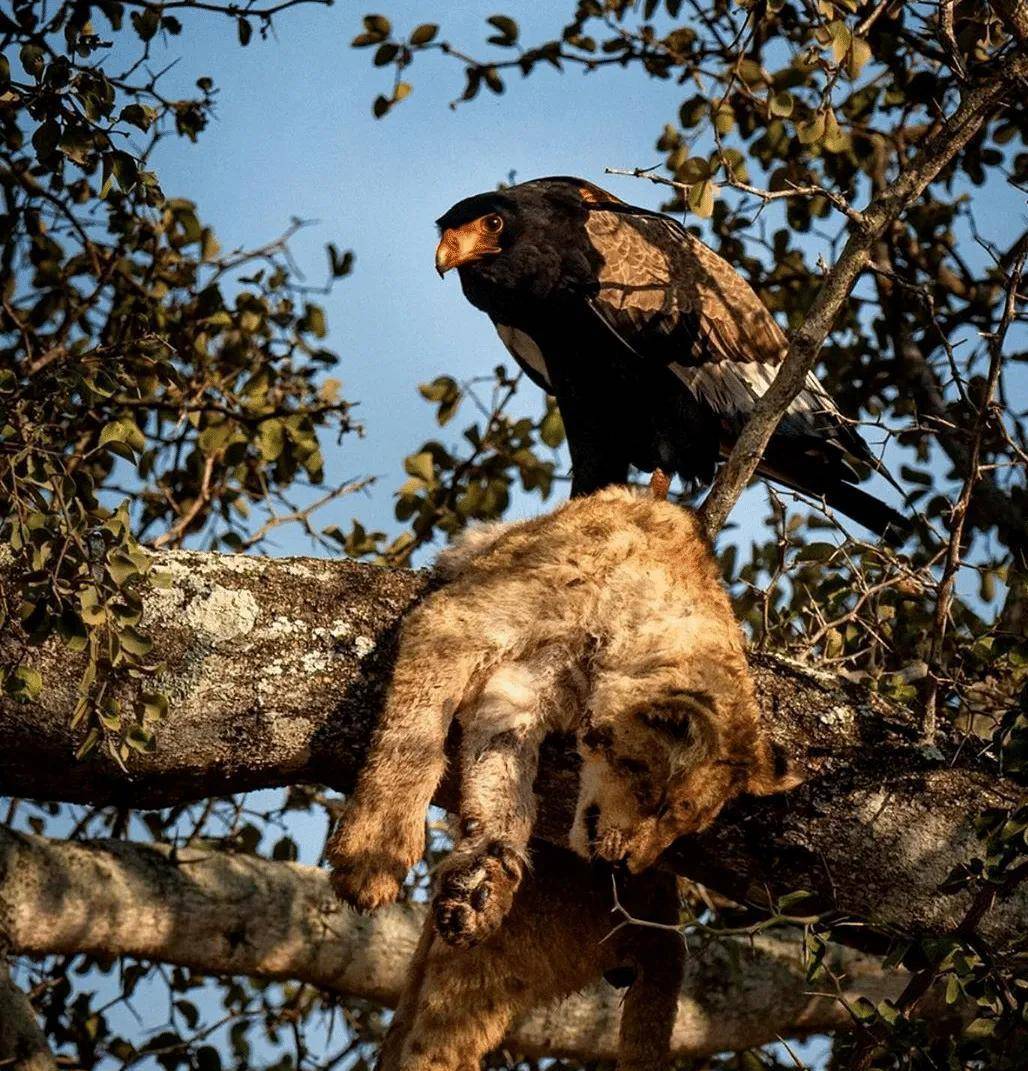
top-left (697, 52), bottom-right (1028, 538)
top-left (921, 240), bottom-right (1026, 741)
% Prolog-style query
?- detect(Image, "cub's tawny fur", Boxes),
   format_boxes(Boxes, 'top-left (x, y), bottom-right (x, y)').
top-left (328, 486), bottom-right (798, 1069)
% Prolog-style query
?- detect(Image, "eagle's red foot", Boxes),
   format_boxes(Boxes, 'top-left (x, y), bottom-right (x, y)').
top-left (650, 468), bottom-right (671, 501)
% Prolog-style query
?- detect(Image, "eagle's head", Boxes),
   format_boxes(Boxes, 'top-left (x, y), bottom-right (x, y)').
top-left (434, 177), bottom-right (617, 311)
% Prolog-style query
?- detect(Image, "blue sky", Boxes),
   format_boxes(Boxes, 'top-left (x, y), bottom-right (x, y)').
top-left (134, 0), bottom-right (1024, 571)
top-left (141, 0), bottom-right (892, 556)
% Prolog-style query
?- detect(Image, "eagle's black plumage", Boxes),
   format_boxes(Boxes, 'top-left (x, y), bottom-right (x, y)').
top-left (435, 176), bottom-right (908, 539)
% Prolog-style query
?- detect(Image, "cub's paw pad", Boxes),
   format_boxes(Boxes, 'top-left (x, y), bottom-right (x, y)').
top-left (433, 841), bottom-right (523, 948)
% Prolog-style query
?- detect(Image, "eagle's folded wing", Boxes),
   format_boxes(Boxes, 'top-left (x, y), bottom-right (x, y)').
top-left (583, 207), bottom-right (873, 472)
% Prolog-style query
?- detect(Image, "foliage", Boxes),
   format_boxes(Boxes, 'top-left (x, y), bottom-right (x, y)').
top-left (2, 2), bottom-right (1027, 1071)
top-left (1, 0), bottom-right (354, 759)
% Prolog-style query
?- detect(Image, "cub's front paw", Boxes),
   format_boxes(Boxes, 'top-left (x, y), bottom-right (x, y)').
top-left (433, 840), bottom-right (524, 948)
top-left (330, 852), bottom-right (408, 912)
top-left (326, 815), bottom-right (423, 912)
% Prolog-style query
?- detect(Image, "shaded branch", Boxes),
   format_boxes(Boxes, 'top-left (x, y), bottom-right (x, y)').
top-left (0, 829), bottom-right (954, 1063)
top-left (1, 549), bottom-right (1024, 945)
top-left (0, 962), bottom-right (57, 1071)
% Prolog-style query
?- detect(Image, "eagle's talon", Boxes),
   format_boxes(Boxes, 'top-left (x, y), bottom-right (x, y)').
top-left (650, 468), bottom-right (671, 501)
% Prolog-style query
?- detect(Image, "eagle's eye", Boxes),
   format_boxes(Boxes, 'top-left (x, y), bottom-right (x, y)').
top-left (481, 214), bottom-right (504, 234)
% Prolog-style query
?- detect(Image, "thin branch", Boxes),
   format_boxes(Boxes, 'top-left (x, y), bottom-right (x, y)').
top-left (921, 240), bottom-right (1026, 741)
top-left (604, 165), bottom-right (863, 225)
top-left (697, 51), bottom-right (1028, 538)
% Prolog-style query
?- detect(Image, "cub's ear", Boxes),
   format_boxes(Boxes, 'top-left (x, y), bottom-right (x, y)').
top-left (746, 738), bottom-right (804, 797)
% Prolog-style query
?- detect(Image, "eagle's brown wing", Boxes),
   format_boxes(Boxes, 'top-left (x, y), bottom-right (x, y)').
top-left (583, 207), bottom-right (870, 469)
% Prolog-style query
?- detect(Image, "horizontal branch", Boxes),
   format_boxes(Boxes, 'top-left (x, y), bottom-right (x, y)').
top-left (0, 829), bottom-right (952, 1062)
top-left (2, 548), bottom-right (1024, 946)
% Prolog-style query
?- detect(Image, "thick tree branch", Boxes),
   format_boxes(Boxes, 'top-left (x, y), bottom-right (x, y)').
top-left (698, 50), bottom-right (1028, 535)
top-left (1, 550), bottom-right (1024, 946)
top-left (0, 829), bottom-right (956, 1063)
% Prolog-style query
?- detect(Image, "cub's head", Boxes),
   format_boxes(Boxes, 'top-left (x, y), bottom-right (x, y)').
top-left (569, 690), bottom-right (800, 873)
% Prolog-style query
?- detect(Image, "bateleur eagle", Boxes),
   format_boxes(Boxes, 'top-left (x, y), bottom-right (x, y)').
top-left (434, 175), bottom-right (907, 539)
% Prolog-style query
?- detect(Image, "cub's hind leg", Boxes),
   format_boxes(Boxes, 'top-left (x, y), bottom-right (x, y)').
top-left (615, 869), bottom-right (684, 1071)
top-left (328, 623), bottom-right (479, 912)
top-left (380, 842), bottom-right (615, 1071)
top-left (434, 661), bottom-right (558, 947)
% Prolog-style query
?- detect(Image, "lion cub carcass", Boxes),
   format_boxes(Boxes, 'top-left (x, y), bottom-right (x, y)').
top-left (328, 486), bottom-right (797, 1069)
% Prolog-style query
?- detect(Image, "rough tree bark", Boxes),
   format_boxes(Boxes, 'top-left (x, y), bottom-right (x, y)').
top-left (1, 549), bottom-right (1024, 948)
top-left (0, 829), bottom-right (953, 1062)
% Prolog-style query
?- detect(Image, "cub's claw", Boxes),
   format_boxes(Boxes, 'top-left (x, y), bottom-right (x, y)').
top-left (433, 840), bottom-right (524, 948)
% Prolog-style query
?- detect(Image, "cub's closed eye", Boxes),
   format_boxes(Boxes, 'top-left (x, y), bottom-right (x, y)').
top-left (481, 214), bottom-right (504, 234)
top-left (641, 710), bottom-right (692, 741)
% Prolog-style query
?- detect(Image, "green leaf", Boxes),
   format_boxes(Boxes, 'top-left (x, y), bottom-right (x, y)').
top-left (237, 18), bottom-right (252, 46)
top-left (374, 42), bottom-right (398, 66)
top-left (796, 542), bottom-right (837, 562)
top-left (822, 109), bottom-right (850, 153)
top-left (679, 157), bottom-right (712, 183)
top-left (877, 999), bottom-right (900, 1025)
top-left (125, 724), bottom-right (156, 754)
top-left (847, 36), bottom-right (872, 78)
top-left (119, 626), bottom-right (153, 656)
top-left (142, 691), bottom-right (169, 723)
top-left (6, 666), bottom-right (42, 701)
top-left (120, 103), bottom-right (154, 131)
top-left (486, 15), bottom-right (519, 44)
top-left (736, 58), bottom-right (764, 85)
top-left (404, 451), bottom-right (435, 483)
top-left (828, 20), bottom-right (851, 64)
top-left (20, 43), bottom-right (45, 78)
top-left (75, 728), bottom-right (101, 760)
top-left (713, 104), bottom-right (735, 135)
top-left (99, 419), bottom-right (146, 455)
top-left (410, 23), bottom-right (438, 45)
top-left (539, 404), bottom-right (565, 448)
top-left (769, 91), bottom-right (794, 117)
top-left (131, 7), bottom-right (160, 41)
top-left (797, 110), bottom-right (827, 145)
top-left (852, 996), bottom-right (877, 1022)
top-left (777, 889), bottom-right (814, 911)
top-left (363, 14), bottom-right (392, 36)
top-left (32, 120), bottom-right (60, 161)
top-left (687, 179), bottom-right (717, 218)
top-left (108, 552), bottom-right (141, 587)
top-left (259, 419), bottom-right (285, 461)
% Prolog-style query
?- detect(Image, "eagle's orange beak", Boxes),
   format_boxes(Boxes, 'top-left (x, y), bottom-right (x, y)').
top-left (435, 220), bottom-right (502, 277)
